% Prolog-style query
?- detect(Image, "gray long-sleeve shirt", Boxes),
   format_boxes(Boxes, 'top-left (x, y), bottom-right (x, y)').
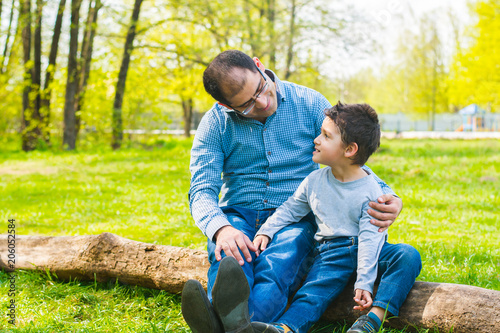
top-left (256, 166), bottom-right (388, 293)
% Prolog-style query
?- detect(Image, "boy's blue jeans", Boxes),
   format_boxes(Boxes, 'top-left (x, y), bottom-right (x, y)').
top-left (206, 206), bottom-right (422, 327)
top-left (278, 237), bottom-right (422, 333)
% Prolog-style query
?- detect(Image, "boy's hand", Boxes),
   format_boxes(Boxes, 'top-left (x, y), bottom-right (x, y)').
top-left (253, 235), bottom-right (270, 256)
top-left (214, 226), bottom-right (258, 266)
top-left (368, 194), bottom-right (403, 232)
top-left (353, 289), bottom-right (373, 311)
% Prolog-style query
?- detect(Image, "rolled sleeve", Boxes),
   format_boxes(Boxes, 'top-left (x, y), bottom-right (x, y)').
top-left (189, 112), bottom-right (230, 240)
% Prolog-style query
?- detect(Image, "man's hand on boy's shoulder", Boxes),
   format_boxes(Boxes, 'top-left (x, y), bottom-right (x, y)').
top-left (253, 234), bottom-right (271, 256)
top-left (353, 289), bottom-right (373, 311)
top-left (368, 194), bottom-right (403, 232)
top-left (214, 225), bottom-right (258, 266)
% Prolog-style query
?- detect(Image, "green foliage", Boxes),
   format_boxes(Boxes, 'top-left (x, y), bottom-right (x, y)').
top-left (449, 0), bottom-right (500, 111)
top-left (0, 138), bottom-right (498, 332)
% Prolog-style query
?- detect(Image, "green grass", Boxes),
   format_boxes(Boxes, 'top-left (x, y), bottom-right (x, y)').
top-left (0, 137), bottom-right (499, 332)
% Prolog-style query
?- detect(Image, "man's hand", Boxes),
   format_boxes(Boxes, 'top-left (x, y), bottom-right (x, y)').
top-left (353, 289), bottom-right (373, 311)
top-left (368, 194), bottom-right (403, 232)
top-left (253, 235), bottom-right (270, 256)
top-left (214, 225), bottom-right (258, 265)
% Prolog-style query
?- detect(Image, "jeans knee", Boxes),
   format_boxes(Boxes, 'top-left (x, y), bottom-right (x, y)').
top-left (397, 244), bottom-right (422, 274)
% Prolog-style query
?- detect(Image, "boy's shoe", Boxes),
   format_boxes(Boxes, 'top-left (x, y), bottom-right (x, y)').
top-left (212, 256), bottom-right (253, 333)
top-left (346, 314), bottom-right (381, 333)
top-left (181, 279), bottom-right (223, 333)
top-left (251, 322), bottom-right (293, 333)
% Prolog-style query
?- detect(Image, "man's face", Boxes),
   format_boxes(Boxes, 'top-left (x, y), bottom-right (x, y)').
top-left (223, 66), bottom-right (278, 120)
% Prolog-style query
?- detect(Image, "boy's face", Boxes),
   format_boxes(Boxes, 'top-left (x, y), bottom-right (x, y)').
top-left (312, 117), bottom-right (347, 166)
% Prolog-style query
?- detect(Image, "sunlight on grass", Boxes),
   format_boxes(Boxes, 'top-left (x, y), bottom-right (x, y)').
top-left (0, 138), bottom-right (499, 331)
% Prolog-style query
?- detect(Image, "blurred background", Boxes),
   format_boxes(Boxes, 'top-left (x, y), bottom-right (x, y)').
top-left (1, 0), bottom-right (499, 151)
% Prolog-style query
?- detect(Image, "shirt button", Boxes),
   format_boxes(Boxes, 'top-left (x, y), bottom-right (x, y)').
top-left (268, 169), bottom-right (272, 173)
top-left (264, 199), bottom-right (268, 203)
top-left (267, 151), bottom-right (272, 155)
top-left (266, 182), bottom-right (270, 186)
top-left (263, 128), bottom-right (267, 131)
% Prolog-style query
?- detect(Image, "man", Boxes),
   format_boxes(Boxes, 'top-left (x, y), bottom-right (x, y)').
top-left (183, 50), bottom-right (419, 333)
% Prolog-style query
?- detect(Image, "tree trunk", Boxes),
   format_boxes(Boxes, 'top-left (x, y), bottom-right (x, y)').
top-left (4, 0), bottom-right (20, 75)
top-left (33, 0), bottom-right (42, 128)
top-left (0, 0), bottom-right (15, 74)
top-left (40, 0), bottom-right (67, 144)
top-left (75, 0), bottom-right (101, 135)
top-left (112, 0), bottom-right (143, 150)
top-left (181, 97), bottom-right (193, 138)
top-left (62, 0), bottom-right (82, 150)
top-left (1, 233), bottom-right (499, 333)
top-left (20, 0), bottom-right (39, 151)
top-left (267, 0), bottom-right (276, 69)
top-left (284, 0), bottom-right (296, 80)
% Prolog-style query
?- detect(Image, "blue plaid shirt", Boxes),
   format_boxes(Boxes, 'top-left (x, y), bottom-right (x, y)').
top-left (189, 71), bottom-right (394, 240)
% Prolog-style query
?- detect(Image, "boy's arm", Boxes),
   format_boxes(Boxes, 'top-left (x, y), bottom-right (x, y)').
top-left (354, 201), bottom-right (387, 295)
top-left (255, 176), bottom-right (312, 241)
top-left (362, 165), bottom-right (403, 232)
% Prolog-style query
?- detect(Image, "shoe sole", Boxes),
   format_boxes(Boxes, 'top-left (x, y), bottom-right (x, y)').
top-left (181, 279), bottom-right (223, 333)
top-left (212, 257), bottom-right (253, 333)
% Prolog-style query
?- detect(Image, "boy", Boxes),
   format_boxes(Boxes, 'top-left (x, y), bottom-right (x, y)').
top-left (251, 102), bottom-right (419, 333)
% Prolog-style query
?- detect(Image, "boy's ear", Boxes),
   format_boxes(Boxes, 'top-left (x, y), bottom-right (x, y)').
top-left (344, 142), bottom-right (358, 158)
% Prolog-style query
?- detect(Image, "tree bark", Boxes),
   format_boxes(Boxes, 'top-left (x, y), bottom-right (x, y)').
top-left (0, 0), bottom-right (15, 74)
top-left (75, 0), bottom-right (101, 135)
top-left (41, 0), bottom-right (67, 144)
top-left (112, 0), bottom-right (143, 150)
top-left (284, 0), bottom-right (296, 81)
top-left (20, 0), bottom-right (41, 152)
top-left (1, 233), bottom-right (499, 333)
top-left (181, 97), bottom-right (193, 138)
top-left (33, 0), bottom-right (43, 127)
top-left (267, 0), bottom-right (276, 69)
top-left (62, 0), bottom-right (82, 150)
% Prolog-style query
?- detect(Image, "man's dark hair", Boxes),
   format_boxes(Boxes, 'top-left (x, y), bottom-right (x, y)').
top-left (325, 101), bottom-right (381, 166)
top-left (203, 50), bottom-right (258, 105)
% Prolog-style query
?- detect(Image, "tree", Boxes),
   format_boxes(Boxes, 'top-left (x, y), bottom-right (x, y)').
top-left (0, 0), bottom-right (16, 74)
top-left (20, 0), bottom-right (44, 151)
top-left (111, 0), bottom-right (144, 150)
top-left (449, 0), bottom-right (500, 112)
top-left (63, 0), bottom-right (83, 150)
top-left (40, 0), bottom-right (67, 144)
top-left (75, 0), bottom-right (102, 134)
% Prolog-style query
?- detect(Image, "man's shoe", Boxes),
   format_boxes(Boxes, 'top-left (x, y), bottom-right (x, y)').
top-left (252, 322), bottom-right (293, 332)
top-left (346, 314), bottom-right (381, 333)
top-left (181, 279), bottom-right (223, 333)
top-left (212, 256), bottom-right (253, 333)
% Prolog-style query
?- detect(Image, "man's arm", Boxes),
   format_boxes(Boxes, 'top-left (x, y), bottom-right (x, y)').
top-left (362, 165), bottom-right (403, 232)
top-left (189, 111), bottom-right (257, 265)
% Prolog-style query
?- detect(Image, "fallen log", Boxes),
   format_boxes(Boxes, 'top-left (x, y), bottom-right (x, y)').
top-left (0, 232), bottom-right (498, 333)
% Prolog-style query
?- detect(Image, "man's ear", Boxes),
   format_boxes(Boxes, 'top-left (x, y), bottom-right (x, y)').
top-left (253, 57), bottom-right (266, 71)
top-left (344, 142), bottom-right (359, 158)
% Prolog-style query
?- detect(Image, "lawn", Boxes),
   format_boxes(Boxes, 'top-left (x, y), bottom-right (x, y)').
top-left (0, 137), bottom-right (499, 332)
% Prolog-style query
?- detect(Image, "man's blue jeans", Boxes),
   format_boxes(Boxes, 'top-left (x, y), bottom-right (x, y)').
top-left (206, 206), bottom-right (317, 322)
top-left (278, 237), bottom-right (422, 333)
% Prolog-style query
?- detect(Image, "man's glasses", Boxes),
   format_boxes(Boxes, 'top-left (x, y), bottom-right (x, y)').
top-left (230, 65), bottom-right (269, 115)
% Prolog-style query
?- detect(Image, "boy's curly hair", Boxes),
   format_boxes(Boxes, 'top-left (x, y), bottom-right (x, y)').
top-left (325, 101), bottom-right (381, 165)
